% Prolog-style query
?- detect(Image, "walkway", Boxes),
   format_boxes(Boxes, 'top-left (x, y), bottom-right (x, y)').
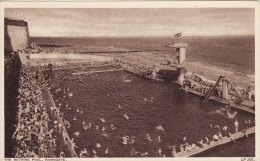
top-left (173, 126), bottom-right (255, 157)
top-left (41, 64), bottom-right (111, 71)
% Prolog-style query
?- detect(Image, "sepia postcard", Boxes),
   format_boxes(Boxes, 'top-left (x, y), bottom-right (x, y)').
top-left (0, 1), bottom-right (259, 161)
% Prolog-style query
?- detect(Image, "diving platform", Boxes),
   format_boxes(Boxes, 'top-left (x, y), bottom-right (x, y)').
top-left (173, 126), bottom-right (255, 157)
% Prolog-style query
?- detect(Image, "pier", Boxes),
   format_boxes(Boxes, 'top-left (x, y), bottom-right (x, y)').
top-left (173, 126), bottom-right (255, 157)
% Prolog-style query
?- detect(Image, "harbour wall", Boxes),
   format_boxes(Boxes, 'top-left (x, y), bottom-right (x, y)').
top-left (4, 18), bottom-right (30, 56)
top-left (4, 17), bottom-right (29, 157)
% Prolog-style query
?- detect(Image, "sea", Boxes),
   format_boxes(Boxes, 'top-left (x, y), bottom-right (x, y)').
top-left (37, 36), bottom-right (255, 157)
top-left (32, 36), bottom-right (255, 75)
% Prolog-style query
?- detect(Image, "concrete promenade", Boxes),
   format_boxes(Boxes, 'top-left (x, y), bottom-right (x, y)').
top-left (173, 126), bottom-right (255, 157)
top-left (72, 68), bottom-right (123, 75)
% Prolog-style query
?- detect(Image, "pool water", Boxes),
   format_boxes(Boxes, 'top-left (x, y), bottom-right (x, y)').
top-left (46, 67), bottom-right (255, 157)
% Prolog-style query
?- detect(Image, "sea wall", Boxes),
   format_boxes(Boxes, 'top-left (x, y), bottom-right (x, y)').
top-left (4, 18), bottom-right (30, 56)
top-left (4, 54), bottom-right (21, 157)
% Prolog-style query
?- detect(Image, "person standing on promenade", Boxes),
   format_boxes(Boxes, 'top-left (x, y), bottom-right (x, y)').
top-left (183, 135), bottom-right (187, 143)
top-left (60, 150), bottom-right (65, 158)
top-left (234, 120), bottom-right (239, 133)
top-left (209, 122), bottom-right (213, 129)
top-left (244, 120), bottom-right (249, 129)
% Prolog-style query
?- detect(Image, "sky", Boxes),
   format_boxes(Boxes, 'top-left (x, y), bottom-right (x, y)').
top-left (5, 8), bottom-right (255, 37)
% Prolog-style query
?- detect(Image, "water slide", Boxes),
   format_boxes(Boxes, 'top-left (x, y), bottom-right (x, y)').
top-left (203, 75), bottom-right (224, 103)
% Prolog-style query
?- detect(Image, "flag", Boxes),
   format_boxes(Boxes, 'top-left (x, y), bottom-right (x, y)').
top-left (174, 33), bottom-right (182, 38)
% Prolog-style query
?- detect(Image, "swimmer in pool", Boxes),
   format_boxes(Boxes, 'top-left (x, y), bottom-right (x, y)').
top-left (128, 136), bottom-right (135, 144)
top-left (110, 124), bottom-right (116, 130)
top-left (122, 136), bottom-right (129, 145)
top-left (100, 117), bottom-right (106, 123)
top-left (146, 133), bottom-right (153, 141)
top-left (156, 136), bottom-right (161, 142)
top-left (124, 113), bottom-right (130, 120)
top-left (96, 143), bottom-right (102, 149)
top-left (104, 148), bottom-right (109, 154)
top-left (74, 131), bottom-right (80, 137)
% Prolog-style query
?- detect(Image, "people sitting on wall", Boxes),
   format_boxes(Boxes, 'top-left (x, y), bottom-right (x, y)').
top-left (12, 65), bottom-right (54, 158)
top-left (213, 134), bottom-right (220, 141)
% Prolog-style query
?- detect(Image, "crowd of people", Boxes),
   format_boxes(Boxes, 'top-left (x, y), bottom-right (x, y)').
top-left (12, 65), bottom-right (55, 157)
top-left (29, 42), bottom-right (54, 54)
top-left (182, 72), bottom-right (216, 96)
top-left (112, 58), bottom-right (154, 77)
top-left (33, 60), bottom-right (111, 72)
top-left (182, 72), bottom-right (253, 103)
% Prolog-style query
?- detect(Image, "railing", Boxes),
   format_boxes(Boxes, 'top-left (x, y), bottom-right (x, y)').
top-left (112, 58), bottom-right (154, 77)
